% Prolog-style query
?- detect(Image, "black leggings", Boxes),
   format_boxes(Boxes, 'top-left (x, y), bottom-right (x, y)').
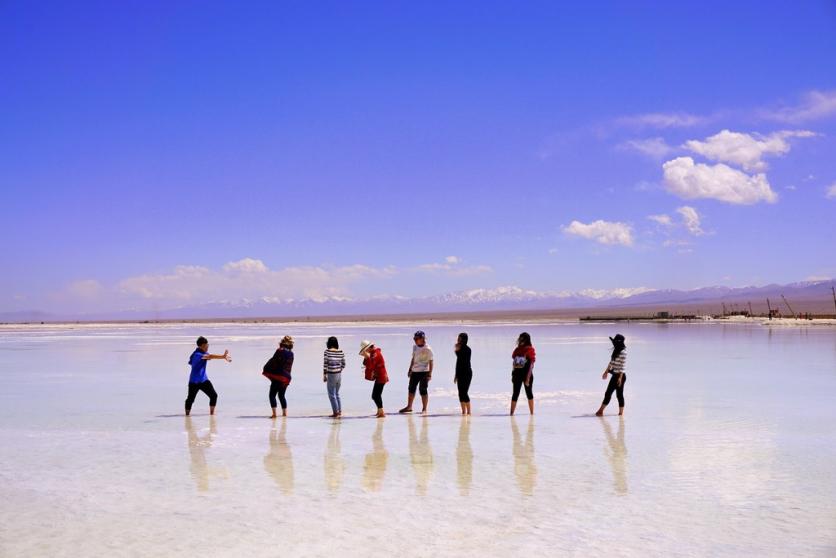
top-left (457, 373), bottom-right (472, 403)
top-left (269, 380), bottom-right (289, 410)
top-left (185, 380), bottom-right (218, 411)
top-left (602, 373), bottom-right (626, 407)
top-left (408, 372), bottom-right (429, 396)
top-left (511, 372), bottom-right (533, 402)
top-left (371, 382), bottom-right (385, 409)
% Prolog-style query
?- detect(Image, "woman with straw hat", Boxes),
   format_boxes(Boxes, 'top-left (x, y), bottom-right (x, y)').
top-left (360, 339), bottom-right (388, 418)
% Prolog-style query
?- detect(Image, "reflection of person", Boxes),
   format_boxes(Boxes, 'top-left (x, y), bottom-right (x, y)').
top-left (362, 420), bottom-right (388, 491)
top-left (400, 331), bottom-right (434, 414)
top-left (360, 340), bottom-right (388, 418)
top-left (601, 417), bottom-right (628, 495)
top-left (596, 334), bottom-right (627, 417)
top-left (263, 420), bottom-right (294, 495)
top-left (185, 415), bottom-right (217, 492)
top-left (263, 335), bottom-right (295, 418)
top-left (511, 418), bottom-right (537, 496)
top-left (408, 415), bottom-right (434, 496)
top-left (454, 333), bottom-right (473, 415)
top-left (456, 417), bottom-right (473, 496)
top-left (185, 336), bottom-right (231, 416)
top-left (510, 332), bottom-right (535, 416)
top-left (324, 420), bottom-right (345, 493)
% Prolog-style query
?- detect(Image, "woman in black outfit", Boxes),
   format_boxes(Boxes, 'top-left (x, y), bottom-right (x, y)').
top-left (454, 332), bottom-right (473, 415)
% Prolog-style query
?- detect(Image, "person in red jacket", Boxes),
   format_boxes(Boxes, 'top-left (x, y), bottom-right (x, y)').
top-left (511, 332), bottom-right (536, 416)
top-left (360, 339), bottom-right (388, 418)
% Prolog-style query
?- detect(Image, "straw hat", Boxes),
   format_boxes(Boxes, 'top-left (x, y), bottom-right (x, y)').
top-left (280, 335), bottom-right (294, 348)
top-left (359, 339), bottom-right (374, 355)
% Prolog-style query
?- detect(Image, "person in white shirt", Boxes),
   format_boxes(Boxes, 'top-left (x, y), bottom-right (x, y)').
top-left (399, 330), bottom-right (434, 414)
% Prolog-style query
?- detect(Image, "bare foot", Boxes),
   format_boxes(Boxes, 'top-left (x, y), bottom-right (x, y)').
top-left (376, 410), bottom-right (386, 418)
top-left (595, 411), bottom-right (604, 417)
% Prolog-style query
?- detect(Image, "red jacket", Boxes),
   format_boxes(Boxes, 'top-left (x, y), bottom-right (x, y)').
top-left (363, 348), bottom-right (388, 384)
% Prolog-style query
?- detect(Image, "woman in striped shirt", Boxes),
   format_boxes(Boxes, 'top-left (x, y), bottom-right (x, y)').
top-left (596, 334), bottom-right (627, 416)
top-left (323, 336), bottom-right (346, 418)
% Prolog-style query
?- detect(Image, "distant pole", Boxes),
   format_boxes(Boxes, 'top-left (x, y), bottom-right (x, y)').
top-left (722, 302), bottom-right (727, 317)
top-left (781, 294), bottom-right (796, 318)
top-left (748, 301), bottom-right (753, 317)
top-left (766, 298), bottom-right (772, 320)
top-left (832, 286), bottom-right (836, 315)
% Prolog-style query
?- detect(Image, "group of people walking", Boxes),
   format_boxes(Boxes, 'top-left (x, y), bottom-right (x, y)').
top-left (184, 330), bottom-right (629, 418)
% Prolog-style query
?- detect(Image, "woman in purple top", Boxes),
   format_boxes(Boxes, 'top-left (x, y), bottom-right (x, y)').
top-left (185, 336), bottom-right (232, 416)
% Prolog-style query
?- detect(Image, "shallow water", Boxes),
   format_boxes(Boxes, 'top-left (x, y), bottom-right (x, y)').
top-left (1, 321), bottom-right (834, 556)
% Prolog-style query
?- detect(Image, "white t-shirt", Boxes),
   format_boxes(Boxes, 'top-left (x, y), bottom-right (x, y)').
top-left (411, 344), bottom-right (434, 372)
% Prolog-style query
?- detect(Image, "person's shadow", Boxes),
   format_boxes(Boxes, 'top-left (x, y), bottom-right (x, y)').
top-left (263, 419), bottom-right (295, 495)
top-left (457, 417), bottom-right (473, 496)
top-left (408, 415), bottom-right (435, 496)
top-left (512, 418), bottom-right (537, 496)
top-left (185, 416), bottom-right (217, 492)
top-left (362, 420), bottom-right (388, 492)
top-left (324, 420), bottom-right (345, 493)
top-left (600, 417), bottom-right (628, 495)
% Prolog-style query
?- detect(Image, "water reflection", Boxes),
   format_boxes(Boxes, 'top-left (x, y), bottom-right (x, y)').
top-left (324, 420), bottom-right (345, 493)
top-left (511, 418), bottom-right (537, 496)
top-left (408, 415), bottom-right (435, 496)
top-left (362, 420), bottom-right (388, 492)
top-left (600, 417), bottom-right (628, 495)
top-left (263, 419), bottom-right (294, 495)
top-left (185, 416), bottom-right (217, 492)
top-left (456, 417), bottom-right (473, 496)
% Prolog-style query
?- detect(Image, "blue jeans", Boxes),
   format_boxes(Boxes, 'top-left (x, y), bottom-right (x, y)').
top-left (326, 373), bottom-right (342, 414)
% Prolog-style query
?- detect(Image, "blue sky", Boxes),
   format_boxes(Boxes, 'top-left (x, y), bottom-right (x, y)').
top-left (1, 1), bottom-right (835, 314)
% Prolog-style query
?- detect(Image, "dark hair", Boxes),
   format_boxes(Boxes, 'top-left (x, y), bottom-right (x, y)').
top-left (326, 336), bottom-right (339, 349)
top-left (517, 332), bottom-right (532, 347)
top-left (457, 332), bottom-right (469, 345)
top-left (196, 336), bottom-right (208, 346)
top-left (610, 334), bottom-right (626, 360)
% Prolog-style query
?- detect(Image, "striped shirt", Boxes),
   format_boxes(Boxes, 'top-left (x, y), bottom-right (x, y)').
top-left (608, 351), bottom-right (626, 374)
top-left (323, 349), bottom-right (346, 374)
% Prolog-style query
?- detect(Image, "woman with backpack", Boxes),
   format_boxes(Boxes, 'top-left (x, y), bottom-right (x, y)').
top-left (262, 335), bottom-right (295, 418)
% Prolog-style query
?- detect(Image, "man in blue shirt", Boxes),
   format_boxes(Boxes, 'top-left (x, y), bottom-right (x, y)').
top-left (186, 336), bottom-right (232, 416)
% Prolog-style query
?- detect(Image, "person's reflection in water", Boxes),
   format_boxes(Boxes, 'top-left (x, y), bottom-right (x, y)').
top-left (263, 419), bottom-right (294, 495)
top-left (185, 415), bottom-right (217, 492)
top-left (600, 417), bottom-right (628, 495)
top-left (324, 420), bottom-right (345, 493)
top-left (408, 415), bottom-right (435, 496)
top-left (362, 420), bottom-right (388, 492)
top-left (456, 417), bottom-right (473, 496)
top-left (511, 418), bottom-right (537, 496)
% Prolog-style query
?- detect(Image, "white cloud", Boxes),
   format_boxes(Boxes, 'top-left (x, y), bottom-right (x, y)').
top-left (826, 183), bottom-right (836, 199)
top-left (563, 220), bottom-right (634, 246)
top-left (619, 137), bottom-right (675, 158)
top-left (662, 156), bottom-right (778, 205)
top-left (676, 206), bottom-right (705, 236)
top-left (760, 89), bottom-right (836, 123)
top-left (615, 112), bottom-right (706, 129)
top-left (683, 129), bottom-right (816, 172)
top-left (417, 257), bottom-right (492, 276)
top-left (647, 214), bottom-right (673, 226)
top-left (116, 259), bottom-right (397, 304)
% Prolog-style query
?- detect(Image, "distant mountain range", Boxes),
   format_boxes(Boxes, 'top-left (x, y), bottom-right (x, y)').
top-left (2, 280), bottom-right (833, 323)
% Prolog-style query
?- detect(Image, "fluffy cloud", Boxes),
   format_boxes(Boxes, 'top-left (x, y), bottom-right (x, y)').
top-left (418, 256), bottom-right (492, 276)
top-left (618, 137), bottom-right (675, 159)
top-left (662, 156), bottom-right (778, 205)
top-left (683, 129), bottom-right (815, 171)
top-left (563, 220), bottom-right (634, 246)
top-left (676, 206), bottom-right (705, 236)
top-left (647, 214), bottom-right (673, 226)
top-left (826, 183), bottom-right (836, 199)
top-left (760, 89), bottom-right (836, 123)
top-left (615, 112), bottom-right (706, 129)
